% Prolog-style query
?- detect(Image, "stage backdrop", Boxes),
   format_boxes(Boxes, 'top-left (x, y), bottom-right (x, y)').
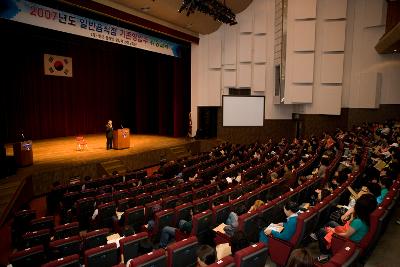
top-left (0, 19), bottom-right (191, 142)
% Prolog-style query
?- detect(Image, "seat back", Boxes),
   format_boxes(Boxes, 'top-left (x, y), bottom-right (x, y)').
top-left (229, 197), bottom-right (247, 216)
top-left (179, 191), bottom-right (193, 203)
top-left (135, 193), bottom-right (152, 206)
top-left (175, 203), bottom-right (193, 223)
top-left (323, 241), bottom-right (360, 267)
top-left (54, 222), bottom-right (80, 240)
top-left (42, 254), bottom-right (80, 267)
top-left (193, 197), bottom-right (211, 214)
top-left (13, 209), bottom-right (36, 233)
top-left (238, 211), bottom-right (260, 243)
top-left (191, 210), bottom-right (213, 236)
top-left (84, 243), bottom-right (119, 267)
top-left (120, 232), bottom-right (149, 263)
top-left (208, 256), bottom-right (235, 267)
top-left (83, 228), bottom-right (109, 250)
top-left (22, 229), bottom-right (51, 248)
top-left (117, 197), bottom-right (134, 212)
top-left (193, 187), bottom-right (208, 200)
top-left (257, 201), bottom-right (276, 227)
top-left (153, 209), bottom-right (176, 236)
top-left (49, 235), bottom-right (82, 259)
top-left (234, 243), bottom-right (268, 267)
top-left (97, 202), bottom-right (116, 228)
top-left (30, 216), bottom-right (54, 231)
top-left (162, 196), bottom-right (179, 209)
top-left (358, 207), bottom-right (385, 256)
top-left (125, 206), bottom-right (145, 229)
top-left (212, 203), bottom-right (231, 226)
top-left (144, 200), bottom-right (163, 221)
top-left (166, 236), bottom-right (198, 267)
top-left (9, 245), bottom-right (45, 267)
top-left (128, 249), bottom-right (167, 267)
top-left (113, 189), bottom-right (130, 201)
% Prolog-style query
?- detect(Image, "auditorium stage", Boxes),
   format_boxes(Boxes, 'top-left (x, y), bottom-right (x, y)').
top-left (1, 134), bottom-right (220, 225)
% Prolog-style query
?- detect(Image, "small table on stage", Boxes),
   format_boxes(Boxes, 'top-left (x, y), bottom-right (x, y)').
top-left (13, 140), bottom-right (33, 167)
top-left (113, 128), bottom-right (130, 149)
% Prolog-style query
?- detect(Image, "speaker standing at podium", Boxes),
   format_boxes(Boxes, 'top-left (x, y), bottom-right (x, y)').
top-left (106, 120), bottom-right (113, 150)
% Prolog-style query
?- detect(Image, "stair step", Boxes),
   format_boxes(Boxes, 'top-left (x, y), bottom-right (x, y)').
top-left (99, 159), bottom-right (127, 176)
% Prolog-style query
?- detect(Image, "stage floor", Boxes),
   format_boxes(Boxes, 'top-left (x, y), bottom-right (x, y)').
top-left (5, 134), bottom-right (190, 169)
top-left (1, 134), bottom-right (202, 225)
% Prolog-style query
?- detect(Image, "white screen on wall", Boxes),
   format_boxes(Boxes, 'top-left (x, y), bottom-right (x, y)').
top-left (223, 96), bottom-right (265, 126)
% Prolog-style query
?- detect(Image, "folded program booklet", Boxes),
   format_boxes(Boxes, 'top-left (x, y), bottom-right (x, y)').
top-left (265, 223), bottom-right (284, 233)
top-left (213, 223), bottom-right (227, 234)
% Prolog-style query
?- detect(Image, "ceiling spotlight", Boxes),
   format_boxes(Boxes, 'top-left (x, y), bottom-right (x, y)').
top-left (178, 0), bottom-right (237, 26)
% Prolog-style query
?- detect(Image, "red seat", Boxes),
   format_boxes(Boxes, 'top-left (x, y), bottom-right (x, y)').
top-left (174, 202), bottom-right (193, 224)
top-left (268, 209), bottom-right (318, 266)
top-left (42, 254), bottom-right (80, 267)
top-left (113, 189), bottom-right (130, 201)
top-left (124, 206), bottom-right (145, 230)
top-left (208, 256), bottom-right (235, 267)
top-left (151, 209), bottom-right (176, 237)
top-left (128, 249), bottom-right (167, 267)
top-left (135, 193), bottom-right (152, 206)
top-left (152, 189), bottom-right (167, 201)
top-left (229, 196), bottom-right (247, 215)
top-left (234, 243), bottom-right (268, 267)
top-left (76, 136), bottom-right (88, 151)
top-left (179, 191), bottom-right (193, 203)
top-left (49, 234), bottom-right (81, 258)
top-left (212, 202), bottom-right (231, 226)
top-left (331, 206), bottom-right (385, 259)
top-left (166, 236), bottom-right (198, 267)
top-left (117, 197), bottom-right (135, 212)
top-left (83, 228), bottom-right (109, 250)
top-left (162, 195), bottom-right (180, 209)
top-left (119, 232), bottom-right (149, 263)
top-left (193, 197), bottom-right (211, 214)
top-left (176, 209), bottom-right (213, 241)
top-left (54, 222), bottom-right (80, 240)
top-left (96, 193), bottom-right (113, 204)
top-left (96, 201), bottom-right (117, 228)
top-left (30, 216), bottom-right (54, 231)
top-left (315, 241), bottom-right (360, 267)
top-left (22, 229), bottom-right (51, 248)
top-left (9, 245), bottom-right (45, 267)
top-left (144, 200), bottom-right (163, 223)
top-left (84, 243), bottom-right (120, 267)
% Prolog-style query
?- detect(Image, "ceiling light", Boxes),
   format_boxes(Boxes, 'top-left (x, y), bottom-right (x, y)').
top-left (178, 0), bottom-right (237, 26)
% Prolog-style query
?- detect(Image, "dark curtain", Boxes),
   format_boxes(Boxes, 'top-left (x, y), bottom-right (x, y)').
top-left (0, 20), bottom-right (191, 142)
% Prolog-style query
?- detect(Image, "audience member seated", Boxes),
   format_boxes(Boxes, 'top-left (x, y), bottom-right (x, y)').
top-left (230, 231), bottom-right (250, 256)
top-left (287, 248), bottom-right (313, 267)
top-left (259, 201), bottom-right (299, 244)
top-left (197, 245), bottom-right (217, 266)
top-left (159, 212), bottom-right (193, 248)
top-left (315, 194), bottom-right (377, 261)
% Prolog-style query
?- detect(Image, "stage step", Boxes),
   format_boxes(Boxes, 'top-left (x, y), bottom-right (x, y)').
top-left (99, 159), bottom-right (127, 176)
top-left (169, 145), bottom-right (191, 159)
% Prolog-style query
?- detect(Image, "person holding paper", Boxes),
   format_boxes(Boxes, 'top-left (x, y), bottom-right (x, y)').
top-left (259, 201), bottom-right (299, 244)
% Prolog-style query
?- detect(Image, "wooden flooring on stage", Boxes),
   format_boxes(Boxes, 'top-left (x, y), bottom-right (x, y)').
top-left (0, 134), bottom-right (204, 225)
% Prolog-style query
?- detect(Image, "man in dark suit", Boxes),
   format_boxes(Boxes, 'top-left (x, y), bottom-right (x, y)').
top-left (106, 120), bottom-right (113, 150)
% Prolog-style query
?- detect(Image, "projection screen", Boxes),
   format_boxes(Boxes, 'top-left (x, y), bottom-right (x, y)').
top-left (222, 96), bottom-right (265, 126)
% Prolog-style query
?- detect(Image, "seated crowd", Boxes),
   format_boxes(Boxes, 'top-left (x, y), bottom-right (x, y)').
top-left (6, 120), bottom-right (400, 267)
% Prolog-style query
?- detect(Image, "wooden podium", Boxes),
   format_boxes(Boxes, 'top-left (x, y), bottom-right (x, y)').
top-left (13, 140), bottom-right (33, 167)
top-left (113, 128), bottom-right (130, 149)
